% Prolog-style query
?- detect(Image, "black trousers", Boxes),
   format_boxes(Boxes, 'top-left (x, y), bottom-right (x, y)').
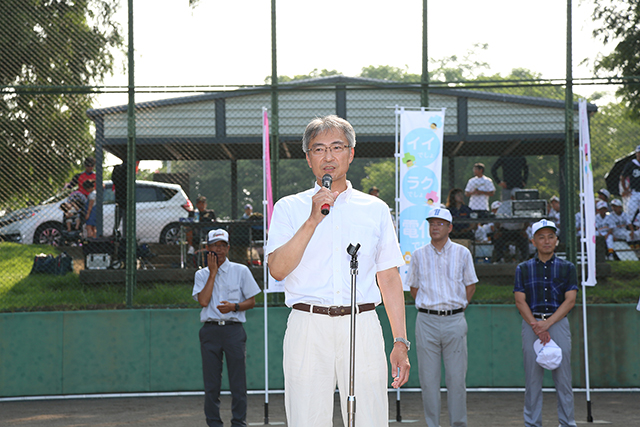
top-left (199, 322), bottom-right (248, 427)
top-left (115, 204), bottom-right (126, 239)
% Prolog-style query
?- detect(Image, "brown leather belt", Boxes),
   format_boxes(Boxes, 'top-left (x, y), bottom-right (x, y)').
top-left (418, 307), bottom-right (465, 316)
top-left (292, 303), bottom-right (376, 317)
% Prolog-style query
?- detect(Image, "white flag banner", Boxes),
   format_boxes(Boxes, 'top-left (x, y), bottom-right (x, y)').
top-left (579, 99), bottom-right (597, 286)
top-left (398, 108), bottom-right (446, 287)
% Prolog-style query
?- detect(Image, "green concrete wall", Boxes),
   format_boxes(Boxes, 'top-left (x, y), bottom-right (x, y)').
top-left (0, 305), bottom-right (638, 397)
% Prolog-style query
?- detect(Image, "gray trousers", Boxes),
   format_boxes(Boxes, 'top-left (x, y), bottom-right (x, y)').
top-left (415, 312), bottom-right (468, 427)
top-left (521, 317), bottom-right (576, 427)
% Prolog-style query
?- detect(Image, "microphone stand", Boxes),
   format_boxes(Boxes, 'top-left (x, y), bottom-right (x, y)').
top-left (346, 243), bottom-right (361, 427)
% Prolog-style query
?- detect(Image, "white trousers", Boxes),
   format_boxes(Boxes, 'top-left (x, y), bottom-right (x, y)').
top-left (612, 227), bottom-right (633, 243)
top-left (627, 191), bottom-right (640, 221)
top-left (283, 309), bottom-right (388, 427)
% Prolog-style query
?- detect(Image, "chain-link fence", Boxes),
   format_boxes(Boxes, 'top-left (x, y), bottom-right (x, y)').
top-left (2, 1), bottom-right (640, 312)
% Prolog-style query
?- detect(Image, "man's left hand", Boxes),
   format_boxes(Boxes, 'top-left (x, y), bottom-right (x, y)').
top-left (217, 300), bottom-right (234, 313)
top-left (531, 319), bottom-right (550, 336)
top-left (390, 345), bottom-right (410, 389)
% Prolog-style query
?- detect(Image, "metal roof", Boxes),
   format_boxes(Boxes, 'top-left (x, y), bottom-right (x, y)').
top-left (87, 75), bottom-right (598, 161)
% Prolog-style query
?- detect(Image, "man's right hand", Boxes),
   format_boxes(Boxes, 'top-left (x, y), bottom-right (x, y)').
top-left (207, 252), bottom-right (218, 276)
top-left (537, 331), bottom-right (551, 345)
top-left (310, 187), bottom-right (338, 224)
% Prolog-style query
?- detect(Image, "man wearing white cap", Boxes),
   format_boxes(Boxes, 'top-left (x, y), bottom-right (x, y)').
top-left (407, 208), bottom-right (478, 427)
top-left (548, 196), bottom-right (561, 227)
top-left (193, 229), bottom-right (261, 427)
top-left (597, 188), bottom-right (611, 206)
top-left (595, 200), bottom-right (618, 260)
top-left (609, 199), bottom-right (636, 243)
top-left (620, 145), bottom-right (640, 221)
top-left (514, 220), bottom-right (578, 427)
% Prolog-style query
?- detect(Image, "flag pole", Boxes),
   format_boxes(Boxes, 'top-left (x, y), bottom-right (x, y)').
top-left (578, 99), bottom-right (593, 422)
top-left (262, 107), bottom-right (270, 424)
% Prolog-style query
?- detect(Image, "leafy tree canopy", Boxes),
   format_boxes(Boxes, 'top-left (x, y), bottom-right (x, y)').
top-left (591, 0), bottom-right (640, 119)
top-left (359, 65), bottom-right (420, 82)
top-left (265, 68), bottom-right (341, 85)
top-left (429, 43), bottom-right (490, 82)
top-left (0, 0), bottom-right (122, 208)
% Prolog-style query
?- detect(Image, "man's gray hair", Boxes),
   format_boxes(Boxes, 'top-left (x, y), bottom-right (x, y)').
top-left (301, 115), bottom-right (356, 153)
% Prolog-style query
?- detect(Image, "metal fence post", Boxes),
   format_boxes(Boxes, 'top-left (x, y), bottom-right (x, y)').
top-left (564, 0), bottom-right (577, 265)
top-left (126, 0), bottom-right (137, 307)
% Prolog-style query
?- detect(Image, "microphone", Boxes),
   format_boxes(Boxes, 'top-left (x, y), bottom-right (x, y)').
top-left (321, 174), bottom-right (332, 215)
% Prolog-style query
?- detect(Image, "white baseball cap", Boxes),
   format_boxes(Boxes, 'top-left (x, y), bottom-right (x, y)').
top-left (533, 338), bottom-right (563, 370)
top-left (426, 207), bottom-right (453, 223)
top-left (491, 200), bottom-right (502, 210)
top-left (611, 199), bottom-right (623, 207)
top-left (207, 229), bottom-right (229, 245)
top-left (598, 188), bottom-right (611, 199)
top-left (531, 219), bottom-right (557, 236)
top-left (596, 200), bottom-right (608, 210)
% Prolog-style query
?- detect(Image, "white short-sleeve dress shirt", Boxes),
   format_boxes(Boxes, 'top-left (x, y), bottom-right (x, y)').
top-left (406, 239), bottom-right (478, 311)
top-left (265, 181), bottom-right (405, 307)
top-left (192, 259), bottom-right (261, 323)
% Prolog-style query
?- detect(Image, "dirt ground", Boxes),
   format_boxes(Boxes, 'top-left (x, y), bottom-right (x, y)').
top-left (1, 389), bottom-right (635, 426)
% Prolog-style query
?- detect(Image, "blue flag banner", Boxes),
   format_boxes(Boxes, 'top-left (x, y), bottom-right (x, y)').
top-left (398, 108), bottom-right (446, 287)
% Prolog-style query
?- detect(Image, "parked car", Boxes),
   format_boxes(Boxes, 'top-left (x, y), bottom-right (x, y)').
top-left (0, 180), bottom-right (193, 246)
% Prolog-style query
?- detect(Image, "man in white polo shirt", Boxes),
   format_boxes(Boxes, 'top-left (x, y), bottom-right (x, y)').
top-left (266, 115), bottom-right (410, 427)
top-left (193, 229), bottom-right (261, 427)
top-left (464, 162), bottom-right (496, 212)
top-left (407, 208), bottom-right (478, 427)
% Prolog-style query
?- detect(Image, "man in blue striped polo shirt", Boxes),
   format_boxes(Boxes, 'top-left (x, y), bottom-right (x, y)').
top-left (514, 219), bottom-right (578, 427)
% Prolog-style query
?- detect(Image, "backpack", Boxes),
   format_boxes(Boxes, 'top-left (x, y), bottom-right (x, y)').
top-left (30, 252), bottom-right (73, 276)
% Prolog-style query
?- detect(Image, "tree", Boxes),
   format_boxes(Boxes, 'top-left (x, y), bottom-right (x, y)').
top-left (475, 68), bottom-right (566, 99)
top-left (267, 44), bottom-right (491, 85)
top-left (360, 160), bottom-right (395, 207)
top-left (589, 101), bottom-right (640, 191)
top-left (0, 0), bottom-right (122, 208)
top-left (591, 0), bottom-right (640, 118)
top-left (429, 43), bottom-right (490, 82)
top-left (264, 68), bottom-right (341, 85)
top-left (359, 65), bottom-right (420, 82)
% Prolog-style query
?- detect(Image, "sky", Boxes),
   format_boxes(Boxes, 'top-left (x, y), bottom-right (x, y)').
top-left (98, 0), bottom-right (612, 167)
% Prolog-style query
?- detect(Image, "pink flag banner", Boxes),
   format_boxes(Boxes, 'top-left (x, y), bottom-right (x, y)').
top-left (263, 108), bottom-right (274, 227)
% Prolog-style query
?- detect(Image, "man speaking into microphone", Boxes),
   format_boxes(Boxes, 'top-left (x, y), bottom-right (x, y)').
top-left (266, 115), bottom-right (410, 427)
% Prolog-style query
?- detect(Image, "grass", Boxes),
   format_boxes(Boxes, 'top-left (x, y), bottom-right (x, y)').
top-left (468, 261), bottom-right (640, 305)
top-left (0, 242), bottom-right (201, 312)
top-left (1, 242), bottom-right (639, 312)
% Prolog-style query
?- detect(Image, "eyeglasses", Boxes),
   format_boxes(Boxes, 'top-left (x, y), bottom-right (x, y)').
top-left (428, 221), bottom-right (448, 227)
top-left (306, 144), bottom-right (351, 157)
